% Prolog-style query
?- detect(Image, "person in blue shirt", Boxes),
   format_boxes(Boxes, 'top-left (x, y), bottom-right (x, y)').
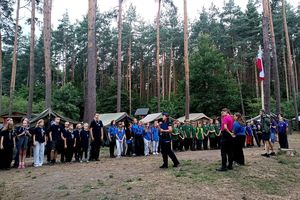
top-left (232, 112), bottom-right (246, 166)
top-left (152, 121), bottom-right (160, 155)
top-left (135, 121), bottom-right (144, 156)
top-left (108, 120), bottom-right (117, 158)
top-left (277, 114), bottom-right (289, 149)
top-left (116, 122), bottom-right (125, 158)
top-left (131, 118), bottom-right (138, 156)
top-left (159, 112), bottom-right (180, 168)
top-left (270, 117), bottom-right (278, 145)
top-left (143, 123), bottom-right (152, 156)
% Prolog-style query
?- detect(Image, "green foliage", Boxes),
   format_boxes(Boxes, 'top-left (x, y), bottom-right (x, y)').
top-left (189, 34), bottom-right (240, 116)
top-left (52, 83), bottom-right (83, 120)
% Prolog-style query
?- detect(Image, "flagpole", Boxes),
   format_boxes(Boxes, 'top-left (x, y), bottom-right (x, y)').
top-left (261, 80), bottom-right (265, 110)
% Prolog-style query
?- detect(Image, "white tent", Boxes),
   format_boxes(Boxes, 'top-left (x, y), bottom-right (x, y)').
top-left (177, 113), bottom-right (211, 123)
top-left (99, 112), bottom-right (132, 127)
top-left (140, 113), bottom-right (162, 124)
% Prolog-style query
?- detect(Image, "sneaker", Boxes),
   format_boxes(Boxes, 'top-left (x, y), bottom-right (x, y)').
top-left (216, 167), bottom-right (227, 172)
top-left (159, 165), bottom-right (168, 169)
top-left (227, 166), bottom-right (233, 170)
top-left (173, 163), bottom-right (180, 168)
top-left (261, 153), bottom-right (270, 157)
top-left (269, 152), bottom-right (276, 156)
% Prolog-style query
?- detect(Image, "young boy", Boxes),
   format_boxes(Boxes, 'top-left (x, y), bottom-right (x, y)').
top-left (48, 117), bottom-right (62, 164)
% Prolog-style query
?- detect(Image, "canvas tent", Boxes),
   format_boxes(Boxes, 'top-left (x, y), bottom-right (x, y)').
top-left (246, 113), bottom-right (277, 122)
top-left (140, 113), bottom-right (163, 124)
top-left (29, 108), bottom-right (79, 125)
top-left (177, 113), bottom-right (211, 123)
top-left (0, 112), bottom-right (27, 125)
top-left (99, 112), bottom-right (133, 127)
top-left (134, 108), bottom-right (149, 117)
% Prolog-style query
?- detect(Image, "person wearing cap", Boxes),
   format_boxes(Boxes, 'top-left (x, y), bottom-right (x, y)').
top-left (260, 110), bottom-right (275, 157)
top-left (159, 112), bottom-right (180, 168)
top-left (217, 108), bottom-right (234, 172)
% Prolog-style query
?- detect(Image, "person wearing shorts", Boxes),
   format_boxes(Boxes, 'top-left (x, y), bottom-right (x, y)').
top-left (260, 110), bottom-right (275, 157)
top-left (16, 119), bottom-right (31, 169)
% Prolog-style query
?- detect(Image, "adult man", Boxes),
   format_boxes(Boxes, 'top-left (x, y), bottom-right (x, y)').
top-left (90, 113), bottom-right (104, 161)
top-left (217, 108), bottom-right (234, 172)
top-left (260, 110), bottom-right (275, 157)
top-left (48, 117), bottom-right (62, 164)
top-left (159, 112), bottom-right (180, 169)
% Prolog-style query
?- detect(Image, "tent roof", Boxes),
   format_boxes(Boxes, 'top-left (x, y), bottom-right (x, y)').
top-left (140, 113), bottom-right (162, 124)
top-left (0, 112), bottom-right (27, 118)
top-left (177, 113), bottom-right (211, 123)
top-left (246, 113), bottom-right (278, 122)
top-left (99, 112), bottom-right (132, 127)
top-left (134, 108), bottom-right (149, 116)
top-left (29, 108), bottom-right (79, 125)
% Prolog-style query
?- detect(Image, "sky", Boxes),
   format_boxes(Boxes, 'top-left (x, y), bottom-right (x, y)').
top-left (16, 0), bottom-right (300, 34)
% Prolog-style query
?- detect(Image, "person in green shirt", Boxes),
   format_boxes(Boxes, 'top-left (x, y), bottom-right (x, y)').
top-left (208, 119), bottom-right (217, 149)
top-left (215, 119), bottom-right (221, 149)
top-left (178, 123), bottom-right (185, 151)
top-left (196, 121), bottom-right (204, 150)
top-left (182, 120), bottom-right (192, 151)
top-left (191, 122), bottom-right (197, 151)
top-left (202, 121), bottom-right (209, 150)
top-left (172, 121), bottom-right (180, 151)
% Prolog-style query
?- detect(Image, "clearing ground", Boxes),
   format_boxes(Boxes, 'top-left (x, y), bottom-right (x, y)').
top-left (1, 133), bottom-right (300, 200)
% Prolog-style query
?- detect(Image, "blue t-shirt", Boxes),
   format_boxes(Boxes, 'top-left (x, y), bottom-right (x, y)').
top-left (277, 121), bottom-right (288, 134)
top-left (144, 128), bottom-right (152, 141)
top-left (136, 125), bottom-right (144, 135)
top-left (116, 129), bottom-right (125, 140)
top-left (233, 121), bottom-right (246, 136)
top-left (108, 126), bottom-right (118, 137)
top-left (152, 127), bottom-right (159, 141)
top-left (271, 120), bottom-right (277, 134)
top-left (131, 124), bottom-right (138, 135)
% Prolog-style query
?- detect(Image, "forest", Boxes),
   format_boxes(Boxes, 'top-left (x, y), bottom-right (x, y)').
top-left (0, 0), bottom-right (299, 122)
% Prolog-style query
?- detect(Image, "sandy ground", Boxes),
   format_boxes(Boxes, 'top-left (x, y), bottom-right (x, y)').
top-left (1, 133), bottom-right (300, 200)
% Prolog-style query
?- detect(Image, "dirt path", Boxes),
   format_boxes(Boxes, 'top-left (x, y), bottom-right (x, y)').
top-left (1, 134), bottom-right (300, 200)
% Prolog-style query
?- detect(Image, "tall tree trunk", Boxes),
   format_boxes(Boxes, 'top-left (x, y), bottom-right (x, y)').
top-left (128, 39), bottom-right (132, 115)
top-left (183, 0), bottom-right (190, 120)
top-left (262, 0), bottom-right (271, 114)
top-left (44, 0), bottom-right (52, 109)
top-left (0, 32), bottom-right (3, 114)
top-left (156, 0), bottom-right (161, 112)
top-left (268, 0), bottom-right (281, 114)
top-left (173, 62), bottom-right (176, 94)
top-left (282, 0), bottom-right (299, 130)
top-left (8, 0), bottom-right (20, 116)
top-left (71, 54), bottom-right (75, 82)
top-left (116, 0), bottom-right (123, 112)
top-left (168, 44), bottom-right (173, 100)
top-left (291, 40), bottom-right (299, 94)
top-left (283, 46), bottom-right (289, 101)
top-left (139, 58), bottom-right (144, 102)
top-left (147, 65), bottom-right (150, 103)
top-left (83, 0), bottom-right (97, 122)
top-left (63, 48), bottom-right (67, 85)
top-left (237, 70), bottom-right (245, 115)
top-left (27, 0), bottom-right (36, 118)
top-left (161, 52), bottom-right (165, 100)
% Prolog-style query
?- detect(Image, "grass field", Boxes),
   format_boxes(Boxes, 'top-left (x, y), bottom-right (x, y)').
top-left (0, 133), bottom-right (300, 200)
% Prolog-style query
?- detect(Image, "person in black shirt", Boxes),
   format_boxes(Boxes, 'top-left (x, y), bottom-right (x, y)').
top-left (89, 113), bottom-right (103, 161)
top-left (49, 117), bottom-right (62, 164)
top-left (16, 119), bottom-right (31, 169)
top-left (73, 124), bottom-right (82, 162)
top-left (159, 112), bottom-right (180, 169)
top-left (0, 118), bottom-right (16, 170)
top-left (80, 123), bottom-right (90, 162)
top-left (63, 123), bottom-right (76, 162)
top-left (33, 119), bottom-right (46, 167)
top-left (60, 121), bottom-right (70, 163)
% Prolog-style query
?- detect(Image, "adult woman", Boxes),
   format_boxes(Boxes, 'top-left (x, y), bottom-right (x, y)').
top-left (232, 113), bottom-right (246, 166)
top-left (108, 120), bottom-right (117, 158)
top-left (277, 114), bottom-right (289, 149)
top-left (0, 118), bottom-right (16, 170)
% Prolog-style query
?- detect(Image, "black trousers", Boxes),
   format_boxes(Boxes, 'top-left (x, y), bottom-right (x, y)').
top-left (172, 140), bottom-right (179, 151)
top-left (252, 131), bottom-right (260, 147)
top-left (59, 140), bottom-right (66, 163)
top-left (126, 143), bottom-right (133, 156)
top-left (209, 137), bottom-right (217, 149)
top-left (135, 135), bottom-right (144, 156)
top-left (178, 139), bottom-right (184, 151)
top-left (216, 136), bottom-right (221, 149)
top-left (0, 147), bottom-right (13, 169)
top-left (90, 139), bottom-right (101, 160)
top-left (109, 137), bottom-right (116, 157)
top-left (278, 133), bottom-right (289, 149)
top-left (65, 143), bottom-right (74, 162)
top-left (161, 142), bottom-right (179, 167)
top-left (184, 138), bottom-right (193, 151)
top-left (74, 143), bottom-right (80, 161)
top-left (203, 136), bottom-right (208, 150)
top-left (80, 147), bottom-right (89, 160)
top-left (233, 135), bottom-right (246, 165)
top-left (221, 131), bottom-right (234, 169)
top-left (197, 139), bottom-right (202, 150)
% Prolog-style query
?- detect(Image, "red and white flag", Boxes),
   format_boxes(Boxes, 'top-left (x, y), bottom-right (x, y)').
top-left (256, 48), bottom-right (264, 81)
